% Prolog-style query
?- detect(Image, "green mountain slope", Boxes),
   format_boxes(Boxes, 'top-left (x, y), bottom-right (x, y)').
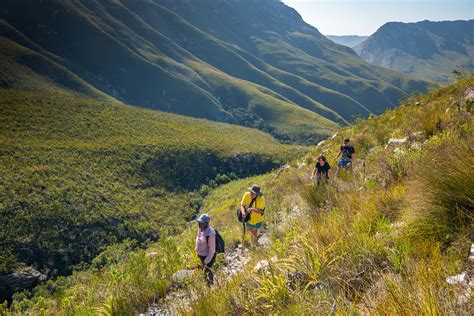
top-left (7, 76), bottom-right (472, 316)
top-left (0, 21), bottom-right (108, 99)
top-left (0, 87), bottom-right (303, 301)
top-left (156, 0), bottom-right (433, 112)
top-left (0, 0), bottom-right (434, 143)
top-left (354, 20), bottom-right (474, 83)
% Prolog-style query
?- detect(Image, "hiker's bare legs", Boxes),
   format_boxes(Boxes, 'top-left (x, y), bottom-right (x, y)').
top-left (241, 223), bottom-right (247, 246)
top-left (249, 227), bottom-right (258, 245)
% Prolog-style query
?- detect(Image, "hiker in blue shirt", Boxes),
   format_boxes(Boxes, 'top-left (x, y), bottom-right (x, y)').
top-left (335, 138), bottom-right (355, 176)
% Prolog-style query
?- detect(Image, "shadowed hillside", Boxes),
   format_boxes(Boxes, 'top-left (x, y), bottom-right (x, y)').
top-left (0, 0), bottom-right (434, 143)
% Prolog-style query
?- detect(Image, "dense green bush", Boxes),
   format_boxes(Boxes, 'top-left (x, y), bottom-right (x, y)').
top-left (0, 88), bottom-right (303, 301)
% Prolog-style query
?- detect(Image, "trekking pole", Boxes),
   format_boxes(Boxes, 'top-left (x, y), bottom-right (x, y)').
top-left (242, 222), bottom-right (246, 246)
top-left (362, 159), bottom-right (366, 183)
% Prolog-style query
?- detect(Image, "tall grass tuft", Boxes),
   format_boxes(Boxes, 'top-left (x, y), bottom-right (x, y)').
top-left (407, 131), bottom-right (474, 242)
top-left (371, 245), bottom-right (466, 315)
top-left (298, 179), bottom-right (337, 220)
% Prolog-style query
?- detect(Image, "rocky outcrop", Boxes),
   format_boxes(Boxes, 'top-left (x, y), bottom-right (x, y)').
top-left (253, 257), bottom-right (277, 273)
top-left (171, 270), bottom-right (194, 288)
top-left (385, 131), bottom-right (425, 149)
top-left (0, 266), bottom-right (47, 301)
top-left (465, 88), bottom-right (474, 101)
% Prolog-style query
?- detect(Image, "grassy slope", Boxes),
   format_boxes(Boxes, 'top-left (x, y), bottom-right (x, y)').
top-left (118, 0), bottom-right (345, 124)
top-left (0, 87), bottom-right (304, 292)
top-left (0, 32), bottom-right (108, 100)
top-left (188, 76), bottom-right (473, 314)
top-left (7, 77), bottom-right (472, 315)
top-left (0, 1), bottom-right (436, 143)
top-left (0, 1), bottom-right (339, 144)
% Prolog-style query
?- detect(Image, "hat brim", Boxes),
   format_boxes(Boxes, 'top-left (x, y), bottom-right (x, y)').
top-left (249, 188), bottom-right (262, 195)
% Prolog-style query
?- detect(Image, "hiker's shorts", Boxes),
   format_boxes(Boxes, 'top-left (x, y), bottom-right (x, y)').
top-left (316, 174), bottom-right (329, 186)
top-left (338, 158), bottom-right (352, 167)
top-left (245, 222), bottom-right (263, 229)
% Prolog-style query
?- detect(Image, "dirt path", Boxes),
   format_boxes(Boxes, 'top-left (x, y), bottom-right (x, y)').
top-left (140, 199), bottom-right (302, 316)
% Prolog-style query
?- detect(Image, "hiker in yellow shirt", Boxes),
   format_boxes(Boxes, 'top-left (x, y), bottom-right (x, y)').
top-left (240, 184), bottom-right (266, 246)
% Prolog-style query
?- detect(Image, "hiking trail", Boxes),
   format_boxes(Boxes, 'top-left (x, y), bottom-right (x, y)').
top-left (141, 201), bottom-right (302, 316)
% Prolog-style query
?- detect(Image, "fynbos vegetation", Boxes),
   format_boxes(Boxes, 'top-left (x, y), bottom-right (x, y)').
top-left (3, 76), bottom-right (472, 315)
top-left (0, 88), bottom-right (302, 302)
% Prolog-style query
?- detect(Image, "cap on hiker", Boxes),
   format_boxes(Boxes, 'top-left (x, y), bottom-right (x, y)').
top-left (248, 184), bottom-right (262, 196)
top-left (196, 213), bottom-right (211, 224)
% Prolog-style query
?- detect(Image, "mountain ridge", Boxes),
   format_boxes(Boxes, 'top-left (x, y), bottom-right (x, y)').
top-left (0, 0), bottom-right (434, 143)
top-left (354, 19), bottom-right (474, 83)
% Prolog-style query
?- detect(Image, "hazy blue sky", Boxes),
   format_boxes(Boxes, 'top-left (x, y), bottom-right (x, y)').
top-left (283, 0), bottom-right (474, 35)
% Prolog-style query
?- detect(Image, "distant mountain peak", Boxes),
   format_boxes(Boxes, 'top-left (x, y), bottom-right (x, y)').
top-left (354, 20), bottom-right (474, 83)
top-left (325, 35), bottom-right (369, 48)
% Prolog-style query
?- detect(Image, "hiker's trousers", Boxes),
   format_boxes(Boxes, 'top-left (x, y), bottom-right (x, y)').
top-left (199, 253), bottom-right (217, 285)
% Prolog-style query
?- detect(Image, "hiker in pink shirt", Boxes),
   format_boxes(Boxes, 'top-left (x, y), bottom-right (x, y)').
top-left (194, 214), bottom-right (216, 285)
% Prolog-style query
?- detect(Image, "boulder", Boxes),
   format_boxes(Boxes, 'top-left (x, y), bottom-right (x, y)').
top-left (386, 137), bottom-right (409, 149)
top-left (0, 266), bottom-right (47, 301)
top-left (465, 88), bottom-right (474, 101)
top-left (171, 269), bottom-right (194, 286)
top-left (146, 252), bottom-right (158, 259)
top-left (253, 256), bottom-right (277, 273)
top-left (385, 132), bottom-right (426, 149)
top-left (446, 272), bottom-right (469, 285)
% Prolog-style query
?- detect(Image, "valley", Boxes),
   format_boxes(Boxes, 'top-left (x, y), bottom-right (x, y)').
top-left (0, 1), bottom-right (472, 314)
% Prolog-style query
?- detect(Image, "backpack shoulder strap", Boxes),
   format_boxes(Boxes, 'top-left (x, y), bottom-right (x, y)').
top-left (249, 196), bottom-right (257, 208)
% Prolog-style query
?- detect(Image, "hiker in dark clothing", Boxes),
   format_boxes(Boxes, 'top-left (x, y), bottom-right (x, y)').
top-left (194, 214), bottom-right (216, 285)
top-left (311, 155), bottom-right (331, 185)
top-left (335, 138), bottom-right (355, 176)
